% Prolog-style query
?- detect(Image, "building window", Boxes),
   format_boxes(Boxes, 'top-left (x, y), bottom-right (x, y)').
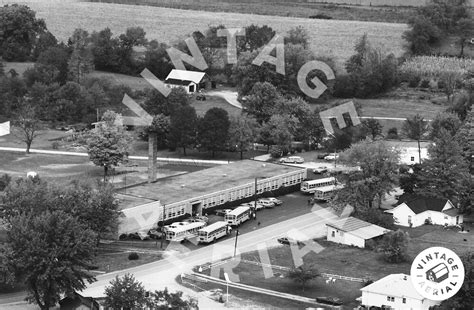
top-left (387, 296), bottom-right (390, 302)
top-left (402, 298), bottom-right (406, 304)
top-left (331, 231), bottom-right (335, 237)
top-left (444, 216), bottom-right (448, 220)
top-left (391, 297), bottom-right (395, 302)
top-left (411, 156), bottom-right (415, 161)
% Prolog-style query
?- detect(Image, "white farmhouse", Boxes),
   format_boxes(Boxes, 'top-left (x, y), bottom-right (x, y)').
top-left (326, 217), bottom-right (390, 248)
top-left (385, 140), bottom-right (430, 165)
top-left (359, 274), bottom-right (440, 310)
top-left (385, 194), bottom-right (463, 227)
top-left (164, 69), bottom-right (211, 93)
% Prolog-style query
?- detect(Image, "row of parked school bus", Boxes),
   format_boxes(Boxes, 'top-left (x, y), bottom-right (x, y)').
top-left (160, 178), bottom-right (342, 244)
top-left (300, 177), bottom-right (345, 201)
top-left (164, 198), bottom-right (283, 244)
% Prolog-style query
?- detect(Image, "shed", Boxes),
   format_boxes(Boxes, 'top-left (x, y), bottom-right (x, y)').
top-left (326, 217), bottom-right (390, 248)
top-left (164, 69), bottom-right (211, 93)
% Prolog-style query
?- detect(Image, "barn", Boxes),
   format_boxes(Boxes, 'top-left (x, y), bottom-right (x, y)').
top-left (164, 69), bottom-right (212, 93)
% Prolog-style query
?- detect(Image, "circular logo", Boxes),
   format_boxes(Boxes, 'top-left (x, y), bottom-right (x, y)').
top-left (410, 247), bottom-right (465, 301)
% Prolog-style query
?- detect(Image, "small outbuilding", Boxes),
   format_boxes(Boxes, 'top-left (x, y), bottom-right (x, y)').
top-left (164, 69), bottom-right (212, 93)
top-left (326, 217), bottom-right (390, 248)
top-left (385, 194), bottom-right (463, 227)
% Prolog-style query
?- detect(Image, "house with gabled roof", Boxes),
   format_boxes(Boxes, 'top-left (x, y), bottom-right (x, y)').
top-left (164, 69), bottom-right (211, 93)
top-left (326, 217), bottom-right (390, 248)
top-left (385, 194), bottom-right (463, 227)
top-left (358, 274), bottom-right (440, 310)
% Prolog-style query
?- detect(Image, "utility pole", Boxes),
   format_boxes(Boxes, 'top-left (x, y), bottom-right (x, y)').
top-left (233, 229), bottom-right (239, 257)
top-left (160, 204), bottom-right (166, 249)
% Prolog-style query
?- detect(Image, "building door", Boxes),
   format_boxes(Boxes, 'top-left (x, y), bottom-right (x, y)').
top-left (189, 85), bottom-right (195, 93)
top-left (456, 216), bottom-right (459, 224)
top-left (191, 202), bottom-right (202, 216)
top-left (408, 215), bottom-right (412, 227)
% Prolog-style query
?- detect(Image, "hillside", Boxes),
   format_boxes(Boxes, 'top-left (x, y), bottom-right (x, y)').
top-left (2, 0), bottom-right (407, 71)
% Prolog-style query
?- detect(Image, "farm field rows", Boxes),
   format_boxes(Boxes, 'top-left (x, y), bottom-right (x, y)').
top-left (2, 0), bottom-right (407, 70)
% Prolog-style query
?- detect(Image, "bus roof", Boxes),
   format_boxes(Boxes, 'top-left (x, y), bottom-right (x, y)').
top-left (227, 206), bottom-right (250, 216)
top-left (198, 221), bottom-right (228, 233)
top-left (166, 221), bottom-right (205, 233)
top-left (314, 184), bottom-right (345, 192)
top-left (303, 177), bottom-right (336, 184)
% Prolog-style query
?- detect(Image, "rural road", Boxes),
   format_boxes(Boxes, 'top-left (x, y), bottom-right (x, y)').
top-left (0, 204), bottom-right (345, 308)
top-left (77, 205), bottom-right (343, 301)
top-left (206, 90), bottom-right (242, 109)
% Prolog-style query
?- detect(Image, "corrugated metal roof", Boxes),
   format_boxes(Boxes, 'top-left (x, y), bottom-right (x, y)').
top-left (165, 69), bottom-right (206, 84)
top-left (327, 217), bottom-right (389, 240)
top-left (361, 274), bottom-right (424, 300)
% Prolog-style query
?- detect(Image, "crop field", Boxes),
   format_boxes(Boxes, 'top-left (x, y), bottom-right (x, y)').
top-left (2, 0), bottom-right (407, 71)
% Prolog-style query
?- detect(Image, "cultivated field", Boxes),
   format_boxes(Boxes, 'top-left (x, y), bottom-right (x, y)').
top-left (2, 0), bottom-right (407, 71)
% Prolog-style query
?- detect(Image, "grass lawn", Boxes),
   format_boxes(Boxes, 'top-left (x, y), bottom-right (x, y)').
top-left (190, 95), bottom-right (242, 118)
top-left (194, 224), bottom-right (473, 308)
top-left (93, 250), bottom-right (161, 273)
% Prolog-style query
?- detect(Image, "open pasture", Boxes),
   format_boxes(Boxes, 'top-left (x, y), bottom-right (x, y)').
top-left (3, 0), bottom-right (407, 70)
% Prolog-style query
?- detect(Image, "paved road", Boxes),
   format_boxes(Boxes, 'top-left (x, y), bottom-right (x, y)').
top-left (78, 204), bottom-right (341, 299)
top-left (206, 90), bottom-right (242, 109)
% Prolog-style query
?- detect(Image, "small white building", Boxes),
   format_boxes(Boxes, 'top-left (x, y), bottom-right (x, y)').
top-left (359, 274), bottom-right (440, 310)
top-left (385, 140), bottom-right (430, 165)
top-left (164, 69), bottom-right (210, 93)
top-left (326, 217), bottom-right (390, 248)
top-left (385, 194), bottom-right (463, 227)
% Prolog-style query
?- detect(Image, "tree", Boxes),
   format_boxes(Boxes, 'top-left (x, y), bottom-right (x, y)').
top-left (1, 178), bottom-right (119, 243)
top-left (403, 16), bottom-right (443, 55)
top-left (402, 114), bottom-right (429, 163)
top-left (0, 173), bottom-right (11, 191)
top-left (143, 41), bottom-right (173, 80)
top-left (287, 265), bottom-right (320, 292)
top-left (437, 251), bottom-right (473, 309)
top-left (361, 118), bottom-right (383, 140)
top-left (32, 31), bottom-right (58, 60)
top-left (237, 24), bottom-right (276, 52)
top-left (168, 105), bottom-right (198, 156)
top-left (148, 288), bottom-right (198, 309)
top-left (331, 139), bottom-right (400, 214)
top-left (344, 34), bottom-right (398, 98)
top-left (403, 0), bottom-right (471, 55)
top-left (104, 274), bottom-right (148, 310)
top-left (0, 4), bottom-right (48, 61)
top-left (260, 114), bottom-right (298, 156)
top-left (68, 29), bottom-right (94, 83)
top-left (456, 18), bottom-right (474, 56)
top-left (12, 98), bottom-right (43, 154)
top-left (243, 82), bottom-right (280, 124)
top-left (37, 45), bottom-right (71, 85)
top-left (439, 70), bottom-right (464, 104)
top-left (86, 111), bottom-right (132, 181)
top-left (429, 112), bottom-right (462, 139)
top-left (198, 108), bottom-right (231, 158)
top-left (414, 129), bottom-right (471, 213)
top-left (228, 116), bottom-right (259, 160)
top-left (378, 229), bottom-right (410, 263)
top-left (3, 210), bottom-right (97, 310)
top-left (141, 114), bottom-right (170, 149)
top-left (284, 26), bottom-right (309, 48)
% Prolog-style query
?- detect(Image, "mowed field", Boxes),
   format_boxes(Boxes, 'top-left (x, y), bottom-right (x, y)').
top-left (2, 0), bottom-right (408, 71)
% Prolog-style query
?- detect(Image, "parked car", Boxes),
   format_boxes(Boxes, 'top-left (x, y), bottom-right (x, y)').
top-left (279, 156), bottom-right (304, 164)
top-left (242, 202), bottom-right (264, 211)
top-left (317, 153), bottom-right (330, 159)
top-left (257, 198), bottom-right (275, 208)
top-left (121, 231), bottom-right (150, 241)
top-left (265, 197), bottom-right (283, 206)
top-left (324, 154), bottom-right (339, 161)
top-left (313, 166), bottom-right (328, 174)
top-left (277, 237), bottom-right (304, 246)
top-left (148, 229), bottom-right (163, 239)
top-left (315, 296), bottom-right (343, 306)
top-left (214, 209), bottom-right (233, 216)
top-left (185, 215), bottom-right (209, 223)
